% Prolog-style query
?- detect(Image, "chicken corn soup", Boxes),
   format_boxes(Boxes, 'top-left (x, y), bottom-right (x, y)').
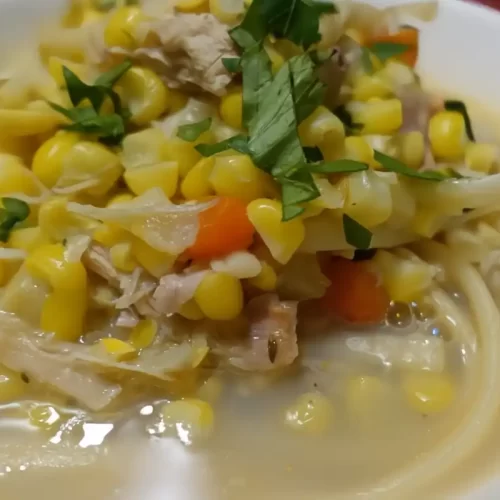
top-left (0, 0), bottom-right (498, 498)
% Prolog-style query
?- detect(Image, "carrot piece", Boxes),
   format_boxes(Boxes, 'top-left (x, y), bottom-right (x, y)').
top-left (368, 27), bottom-right (419, 67)
top-left (320, 257), bottom-right (390, 325)
top-left (186, 196), bottom-right (255, 261)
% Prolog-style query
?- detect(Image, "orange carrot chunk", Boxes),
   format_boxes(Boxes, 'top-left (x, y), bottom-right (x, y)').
top-left (321, 257), bottom-right (390, 325)
top-left (187, 196), bottom-right (255, 261)
top-left (369, 27), bottom-right (419, 67)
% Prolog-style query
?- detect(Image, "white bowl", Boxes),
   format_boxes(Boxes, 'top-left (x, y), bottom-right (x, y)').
top-left (0, 0), bottom-right (499, 498)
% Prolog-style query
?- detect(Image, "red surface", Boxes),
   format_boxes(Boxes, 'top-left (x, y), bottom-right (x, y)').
top-left (472, 0), bottom-right (500, 9)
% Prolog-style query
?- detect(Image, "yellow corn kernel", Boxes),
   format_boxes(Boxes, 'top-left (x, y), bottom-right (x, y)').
top-left (411, 207), bottom-right (446, 239)
top-left (265, 43), bottom-right (285, 74)
top-left (0, 365), bottom-right (27, 402)
top-left (125, 162), bottom-right (179, 199)
top-left (465, 143), bottom-right (498, 173)
top-left (8, 227), bottom-right (46, 253)
top-left (161, 399), bottom-right (214, 442)
top-left (284, 392), bottom-right (334, 435)
top-left (247, 260), bottom-right (277, 291)
top-left (374, 250), bottom-right (433, 303)
top-left (129, 319), bottom-right (158, 349)
top-left (194, 272), bottom-right (243, 321)
top-left (428, 111), bottom-right (467, 160)
top-left (198, 376), bottom-right (223, 403)
top-left (298, 106), bottom-right (345, 153)
top-left (93, 223), bottom-right (128, 247)
top-left (178, 299), bottom-right (205, 321)
top-left (104, 6), bottom-right (144, 49)
top-left (169, 90), bottom-right (189, 113)
top-left (247, 199), bottom-right (305, 265)
top-left (32, 132), bottom-right (81, 188)
top-left (209, 155), bottom-right (268, 202)
top-left (346, 99), bottom-right (403, 135)
top-left (378, 60), bottom-right (417, 87)
top-left (29, 405), bottom-right (61, 430)
top-left (0, 157), bottom-right (40, 199)
top-left (131, 237), bottom-right (176, 278)
top-left (107, 192), bottom-right (134, 206)
top-left (396, 131), bottom-right (425, 170)
top-left (163, 138), bottom-right (205, 178)
top-left (48, 57), bottom-right (88, 88)
top-left (120, 128), bottom-right (168, 169)
top-left (0, 261), bottom-right (9, 287)
top-left (401, 372), bottom-right (455, 415)
top-left (176, 0), bottom-right (209, 13)
top-left (117, 67), bottom-right (170, 126)
top-left (347, 375), bottom-right (387, 417)
top-left (352, 74), bottom-right (392, 101)
top-left (109, 242), bottom-right (138, 272)
top-left (60, 141), bottom-right (123, 197)
top-left (40, 290), bottom-right (86, 341)
top-left (219, 89), bottom-right (243, 130)
top-left (0, 108), bottom-right (64, 137)
top-left (343, 136), bottom-right (374, 165)
top-left (98, 338), bottom-right (136, 361)
top-left (181, 157), bottom-right (216, 200)
top-left (209, 0), bottom-right (244, 23)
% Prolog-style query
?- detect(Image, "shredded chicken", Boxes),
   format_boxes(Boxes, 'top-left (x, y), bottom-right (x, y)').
top-left (116, 309), bottom-right (140, 329)
top-left (83, 245), bottom-right (123, 287)
top-left (126, 13), bottom-right (237, 96)
top-left (229, 295), bottom-right (299, 371)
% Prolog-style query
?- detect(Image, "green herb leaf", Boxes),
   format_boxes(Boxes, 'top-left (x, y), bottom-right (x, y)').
top-left (303, 146), bottom-right (323, 162)
top-left (360, 47), bottom-right (373, 73)
top-left (308, 159), bottom-right (369, 174)
top-left (444, 100), bottom-right (475, 142)
top-left (282, 204), bottom-right (305, 220)
top-left (195, 135), bottom-right (250, 157)
top-left (63, 66), bottom-right (105, 111)
top-left (369, 42), bottom-right (410, 62)
top-left (222, 57), bottom-right (242, 73)
top-left (63, 111), bottom-right (126, 145)
top-left (177, 118), bottom-right (213, 142)
top-left (95, 60), bottom-right (132, 87)
top-left (280, 170), bottom-right (320, 221)
top-left (373, 150), bottom-right (449, 181)
top-left (343, 214), bottom-right (372, 250)
top-left (0, 198), bottom-right (30, 242)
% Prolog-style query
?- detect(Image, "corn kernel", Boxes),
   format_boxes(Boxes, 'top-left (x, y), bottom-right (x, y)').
top-left (197, 376), bottom-right (223, 403)
top-left (465, 143), bottom-right (498, 174)
top-left (401, 372), bottom-right (455, 415)
top-left (29, 404), bottom-right (61, 430)
top-left (178, 299), bottom-right (205, 320)
top-left (284, 392), bottom-right (334, 435)
top-left (395, 131), bottom-right (425, 170)
top-left (411, 207), bottom-right (446, 239)
top-left (98, 338), bottom-right (136, 361)
top-left (209, 0), bottom-right (244, 23)
top-left (7, 227), bottom-right (46, 253)
top-left (429, 111), bottom-right (467, 160)
top-left (163, 138), bottom-right (205, 178)
top-left (161, 399), bottom-right (214, 443)
top-left (169, 90), bottom-right (189, 113)
top-left (104, 6), bottom-right (144, 49)
top-left (32, 132), bottom-right (81, 188)
top-left (0, 366), bottom-right (27, 402)
top-left (247, 199), bottom-right (305, 265)
top-left (298, 106), bottom-right (345, 154)
top-left (265, 43), bottom-right (285, 74)
top-left (209, 155), bottom-right (268, 202)
top-left (129, 319), bottom-right (158, 349)
top-left (0, 155), bottom-right (43, 197)
top-left (346, 99), bottom-right (403, 135)
top-left (352, 74), bottom-right (392, 101)
top-left (247, 260), bottom-right (277, 291)
top-left (0, 109), bottom-right (64, 137)
top-left (110, 242), bottom-right (138, 272)
top-left (48, 57), bottom-right (88, 88)
top-left (93, 223), bottom-right (129, 247)
top-left (124, 162), bottom-right (179, 198)
top-left (131, 237), bottom-right (176, 278)
top-left (210, 250), bottom-right (262, 278)
top-left (117, 67), bottom-right (170, 125)
top-left (194, 272), bottom-right (243, 321)
top-left (121, 128), bottom-right (168, 169)
top-left (343, 136), bottom-right (374, 164)
top-left (181, 157), bottom-right (216, 200)
top-left (176, 0), bottom-right (209, 13)
top-left (107, 192), bottom-right (134, 206)
top-left (219, 89), bottom-right (243, 130)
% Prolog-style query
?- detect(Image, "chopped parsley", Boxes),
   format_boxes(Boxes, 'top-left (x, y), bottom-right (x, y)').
top-left (444, 100), bottom-right (475, 142)
top-left (0, 198), bottom-right (30, 242)
top-left (177, 118), bottom-right (213, 141)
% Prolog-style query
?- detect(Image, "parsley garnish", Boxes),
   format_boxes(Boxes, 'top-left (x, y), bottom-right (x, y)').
top-left (0, 198), bottom-right (30, 242)
top-left (444, 100), bottom-right (475, 142)
top-left (48, 61), bottom-right (132, 145)
top-left (222, 57), bottom-right (242, 73)
top-left (177, 118), bottom-right (213, 142)
top-left (343, 214), bottom-right (372, 250)
top-left (195, 135), bottom-right (250, 157)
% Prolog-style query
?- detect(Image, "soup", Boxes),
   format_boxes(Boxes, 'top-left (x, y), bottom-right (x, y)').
top-left (0, 1), bottom-right (499, 499)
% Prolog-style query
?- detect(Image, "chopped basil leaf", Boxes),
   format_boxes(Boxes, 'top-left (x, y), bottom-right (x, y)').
top-left (222, 57), bottom-right (242, 73)
top-left (303, 146), bottom-right (323, 162)
top-left (195, 135), bottom-right (250, 157)
top-left (0, 198), bottom-right (30, 242)
top-left (373, 150), bottom-right (449, 181)
top-left (282, 204), bottom-right (305, 221)
top-left (308, 159), bottom-right (368, 174)
top-left (343, 214), bottom-right (372, 250)
top-left (369, 42), bottom-right (410, 62)
top-left (94, 60), bottom-right (133, 88)
top-left (444, 100), bottom-right (475, 142)
top-left (177, 118), bottom-right (213, 142)
top-left (230, 0), bottom-right (336, 51)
